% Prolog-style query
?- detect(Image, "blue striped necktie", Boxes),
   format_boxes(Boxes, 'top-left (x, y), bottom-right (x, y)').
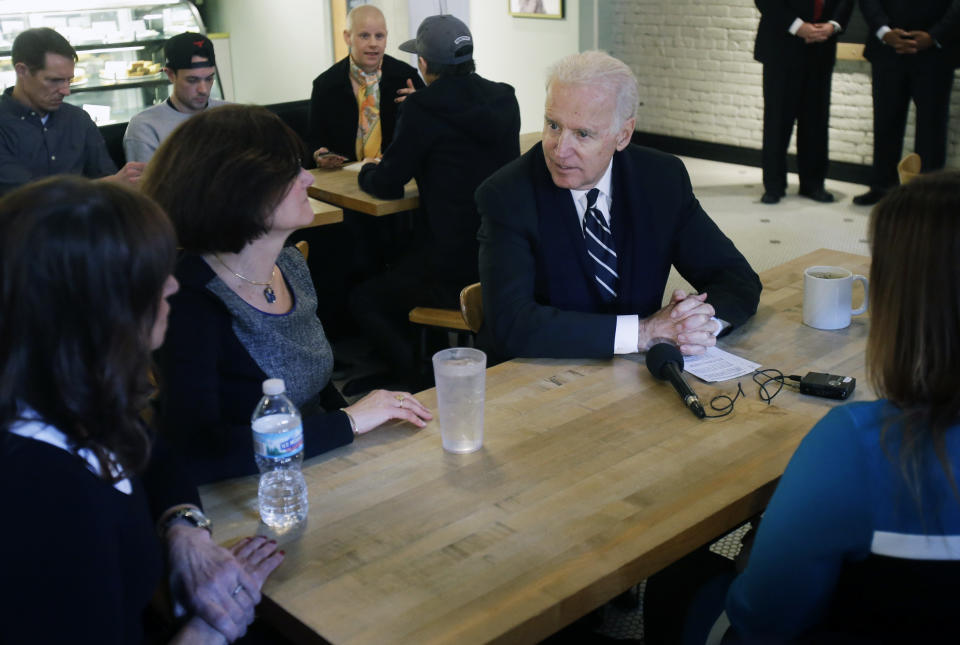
top-left (583, 188), bottom-right (618, 302)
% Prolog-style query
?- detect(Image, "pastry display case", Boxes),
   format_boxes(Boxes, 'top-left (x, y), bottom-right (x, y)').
top-left (0, 0), bottom-right (222, 125)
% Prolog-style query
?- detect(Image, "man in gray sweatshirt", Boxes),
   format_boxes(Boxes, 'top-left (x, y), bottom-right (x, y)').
top-left (123, 32), bottom-right (227, 163)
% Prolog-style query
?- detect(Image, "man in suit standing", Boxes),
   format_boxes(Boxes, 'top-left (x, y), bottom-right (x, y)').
top-left (754, 0), bottom-right (854, 204)
top-left (853, 0), bottom-right (960, 205)
top-left (476, 51), bottom-right (761, 360)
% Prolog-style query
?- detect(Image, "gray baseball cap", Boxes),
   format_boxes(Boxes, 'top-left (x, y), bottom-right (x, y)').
top-left (399, 15), bottom-right (473, 65)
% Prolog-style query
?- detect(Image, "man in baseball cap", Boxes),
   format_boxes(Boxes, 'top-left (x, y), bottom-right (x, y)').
top-left (123, 32), bottom-right (227, 162)
top-left (346, 14), bottom-right (521, 393)
top-left (397, 13), bottom-right (475, 65)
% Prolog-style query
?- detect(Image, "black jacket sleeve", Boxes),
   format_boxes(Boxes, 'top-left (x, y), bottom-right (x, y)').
top-left (357, 98), bottom-right (428, 198)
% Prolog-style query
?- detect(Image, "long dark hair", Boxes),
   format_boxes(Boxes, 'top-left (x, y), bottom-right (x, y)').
top-left (0, 177), bottom-right (176, 480)
top-left (868, 170), bottom-right (960, 502)
top-left (141, 104), bottom-right (304, 253)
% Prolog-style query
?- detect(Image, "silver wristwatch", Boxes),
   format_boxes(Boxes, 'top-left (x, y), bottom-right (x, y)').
top-left (158, 506), bottom-right (213, 537)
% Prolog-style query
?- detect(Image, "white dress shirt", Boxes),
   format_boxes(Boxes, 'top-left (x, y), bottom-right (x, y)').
top-left (567, 161), bottom-right (724, 354)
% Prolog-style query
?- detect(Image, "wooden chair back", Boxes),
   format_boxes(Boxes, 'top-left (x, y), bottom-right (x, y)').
top-left (294, 240), bottom-right (310, 260)
top-left (459, 282), bottom-right (483, 333)
top-left (898, 153), bottom-right (921, 185)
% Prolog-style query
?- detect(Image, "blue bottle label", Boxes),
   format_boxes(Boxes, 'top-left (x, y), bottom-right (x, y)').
top-left (252, 422), bottom-right (304, 459)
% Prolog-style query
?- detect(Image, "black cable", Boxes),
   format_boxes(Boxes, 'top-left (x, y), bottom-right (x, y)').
top-left (704, 381), bottom-right (745, 418)
top-left (701, 367), bottom-right (798, 418)
top-left (752, 368), bottom-right (790, 404)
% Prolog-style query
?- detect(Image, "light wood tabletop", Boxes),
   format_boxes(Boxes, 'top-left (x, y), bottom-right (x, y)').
top-left (307, 167), bottom-right (419, 216)
top-left (305, 197), bottom-right (343, 227)
top-left (200, 248), bottom-right (871, 645)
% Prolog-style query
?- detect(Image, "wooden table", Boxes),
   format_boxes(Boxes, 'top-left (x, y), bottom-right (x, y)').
top-left (306, 134), bottom-right (540, 217)
top-left (305, 197), bottom-right (343, 227)
top-left (201, 248), bottom-right (871, 645)
top-left (307, 167), bottom-right (419, 216)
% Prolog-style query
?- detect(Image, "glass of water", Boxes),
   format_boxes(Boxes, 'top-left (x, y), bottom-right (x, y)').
top-left (432, 347), bottom-right (486, 453)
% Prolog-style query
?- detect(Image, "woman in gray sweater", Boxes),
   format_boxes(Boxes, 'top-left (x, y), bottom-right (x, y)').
top-left (144, 105), bottom-right (431, 485)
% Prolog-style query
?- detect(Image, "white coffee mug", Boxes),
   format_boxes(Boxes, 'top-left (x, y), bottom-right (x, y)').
top-left (802, 265), bottom-right (868, 330)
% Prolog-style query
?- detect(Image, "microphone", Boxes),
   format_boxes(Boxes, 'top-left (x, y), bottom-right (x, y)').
top-left (645, 343), bottom-right (706, 419)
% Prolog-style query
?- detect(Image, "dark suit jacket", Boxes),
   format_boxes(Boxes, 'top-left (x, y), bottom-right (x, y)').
top-left (307, 54), bottom-right (424, 160)
top-left (475, 144), bottom-right (762, 359)
top-left (861, 0), bottom-right (960, 66)
top-left (754, 0), bottom-right (855, 67)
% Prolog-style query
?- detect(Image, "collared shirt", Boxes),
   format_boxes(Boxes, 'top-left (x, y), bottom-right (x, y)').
top-left (570, 159), bottom-right (614, 230)
top-left (10, 406), bottom-right (132, 494)
top-left (0, 87), bottom-right (117, 195)
top-left (567, 158), bottom-right (724, 354)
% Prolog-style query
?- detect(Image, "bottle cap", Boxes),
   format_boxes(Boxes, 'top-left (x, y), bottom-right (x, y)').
top-left (262, 378), bottom-right (285, 395)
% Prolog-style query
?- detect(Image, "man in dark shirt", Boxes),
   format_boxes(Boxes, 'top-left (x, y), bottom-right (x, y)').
top-left (347, 14), bottom-right (521, 390)
top-left (0, 27), bottom-right (143, 196)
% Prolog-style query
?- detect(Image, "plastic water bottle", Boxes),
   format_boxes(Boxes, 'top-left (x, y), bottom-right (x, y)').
top-left (251, 378), bottom-right (308, 529)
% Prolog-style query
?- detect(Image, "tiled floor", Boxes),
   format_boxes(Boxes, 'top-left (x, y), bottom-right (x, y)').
top-left (664, 156), bottom-right (871, 297)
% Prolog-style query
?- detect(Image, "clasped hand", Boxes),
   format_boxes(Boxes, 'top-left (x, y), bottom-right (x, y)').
top-left (167, 525), bottom-right (284, 642)
top-left (638, 289), bottom-right (717, 355)
top-left (883, 28), bottom-right (933, 54)
top-left (797, 21), bottom-right (836, 44)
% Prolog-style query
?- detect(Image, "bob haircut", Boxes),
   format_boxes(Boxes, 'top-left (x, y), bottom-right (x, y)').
top-left (868, 170), bottom-right (960, 496)
top-left (0, 176), bottom-right (176, 480)
top-left (141, 104), bottom-right (305, 254)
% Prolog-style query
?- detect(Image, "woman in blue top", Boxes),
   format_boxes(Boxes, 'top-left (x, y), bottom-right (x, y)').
top-left (722, 171), bottom-right (960, 643)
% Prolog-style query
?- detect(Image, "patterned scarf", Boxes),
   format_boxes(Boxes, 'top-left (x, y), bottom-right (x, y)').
top-left (349, 58), bottom-right (383, 160)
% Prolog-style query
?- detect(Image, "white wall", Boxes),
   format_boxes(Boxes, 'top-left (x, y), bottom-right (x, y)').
top-left (605, 0), bottom-right (960, 169)
top-left (206, 0), bottom-right (580, 132)
top-left (470, 1), bottom-right (581, 133)
top-left (204, 0), bottom-right (333, 105)
top-left (385, 0), bottom-right (582, 132)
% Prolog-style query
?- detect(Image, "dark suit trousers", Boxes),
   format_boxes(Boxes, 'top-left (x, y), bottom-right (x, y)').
top-left (761, 56), bottom-right (833, 194)
top-left (348, 255), bottom-right (463, 379)
top-left (869, 53), bottom-right (955, 190)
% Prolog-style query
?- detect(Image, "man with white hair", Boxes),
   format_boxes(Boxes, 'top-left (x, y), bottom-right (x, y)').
top-left (476, 51), bottom-right (761, 359)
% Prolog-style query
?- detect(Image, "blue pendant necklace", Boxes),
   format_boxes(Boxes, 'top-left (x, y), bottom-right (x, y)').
top-left (214, 254), bottom-right (277, 304)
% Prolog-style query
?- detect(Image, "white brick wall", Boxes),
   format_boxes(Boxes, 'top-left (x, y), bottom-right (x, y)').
top-left (608, 0), bottom-right (960, 169)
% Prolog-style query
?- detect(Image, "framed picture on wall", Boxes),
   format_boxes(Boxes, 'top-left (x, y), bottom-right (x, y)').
top-left (509, 0), bottom-right (564, 19)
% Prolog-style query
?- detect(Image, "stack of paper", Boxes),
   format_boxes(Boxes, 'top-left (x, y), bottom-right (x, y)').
top-left (682, 346), bottom-right (761, 383)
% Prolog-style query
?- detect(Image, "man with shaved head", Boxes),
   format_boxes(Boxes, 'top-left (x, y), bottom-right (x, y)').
top-left (300, 5), bottom-right (425, 339)
top-left (308, 5), bottom-right (424, 167)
